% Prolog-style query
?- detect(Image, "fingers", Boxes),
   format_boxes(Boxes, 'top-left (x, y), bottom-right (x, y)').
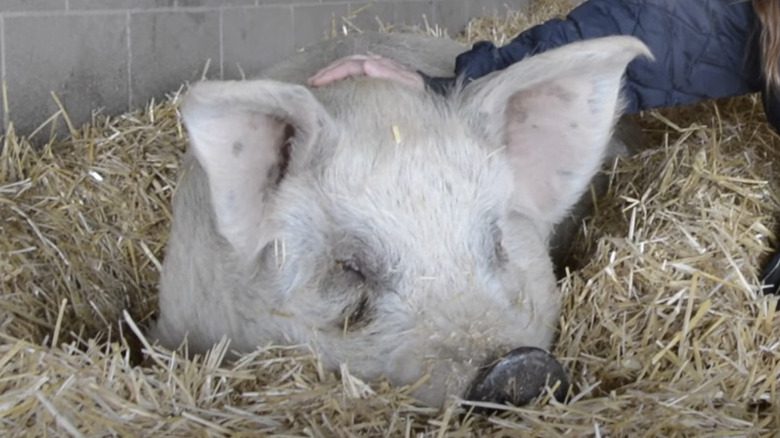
top-left (308, 61), bottom-right (365, 86)
top-left (307, 55), bottom-right (423, 90)
top-left (307, 55), bottom-right (376, 86)
top-left (363, 58), bottom-right (424, 90)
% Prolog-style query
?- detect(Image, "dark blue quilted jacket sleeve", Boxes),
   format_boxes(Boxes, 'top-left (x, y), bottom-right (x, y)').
top-left (451, 0), bottom-right (765, 114)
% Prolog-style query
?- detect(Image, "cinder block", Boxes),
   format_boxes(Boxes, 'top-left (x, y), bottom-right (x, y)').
top-left (258, 0), bottom-right (318, 4)
top-left (470, 0), bottom-right (530, 16)
top-left (129, 10), bottom-right (220, 107)
top-left (392, 1), bottom-right (435, 31)
top-left (0, 0), bottom-right (533, 138)
top-left (0, 0), bottom-right (66, 12)
top-left (222, 5), bottom-right (294, 79)
top-left (346, 2), bottom-right (396, 33)
top-left (431, 0), bottom-right (473, 35)
top-left (176, 0), bottom-right (255, 7)
top-left (4, 13), bottom-right (128, 137)
top-left (68, 0), bottom-right (175, 10)
top-left (292, 3), bottom-right (349, 49)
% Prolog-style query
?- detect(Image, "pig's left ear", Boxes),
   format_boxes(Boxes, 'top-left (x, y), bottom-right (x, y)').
top-left (181, 80), bottom-right (334, 258)
top-left (461, 36), bottom-right (651, 227)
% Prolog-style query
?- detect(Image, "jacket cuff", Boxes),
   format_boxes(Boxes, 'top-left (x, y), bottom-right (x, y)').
top-left (454, 41), bottom-right (502, 81)
top-left (418, 71), bottom-right (457, 96)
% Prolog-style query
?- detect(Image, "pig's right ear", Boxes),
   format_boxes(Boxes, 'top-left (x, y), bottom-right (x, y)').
top-left (460, 36), bottom-right (651, 228)
top-left (181, 80), bottom-right (334, 258)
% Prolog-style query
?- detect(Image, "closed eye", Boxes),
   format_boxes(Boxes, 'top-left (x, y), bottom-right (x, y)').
top-left (492, 222), bottom-right (508, 266)
top-left (336, 259), bottom-right (366, 282)
top-left (341, 293), bottom-right (372, 332)
top-left (332, 258), bottom-right (374, 331)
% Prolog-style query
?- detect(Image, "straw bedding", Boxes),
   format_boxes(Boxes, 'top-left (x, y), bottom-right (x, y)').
top-left (2, 0), bottom-right (779, 435)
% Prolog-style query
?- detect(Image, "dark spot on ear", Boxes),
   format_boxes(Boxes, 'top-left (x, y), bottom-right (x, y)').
top-left (516, 87), bottom-right (543, 99)
top-left (556, 169), bottom-right (575, 178)
top-left (569, 122), bottom-right (579, 129)
top-left (514, 109), bottom-right (530, 124)
top-left (588, 81), bottom-right (609, 114)
top-left (587, 97), bottom-right (602, 113)
top-left (507, 95), bottom-right (529, 124)
top-left (546, 85), bottom-right (576, 102)
top-left (232, 141), bottom-right (245, 157)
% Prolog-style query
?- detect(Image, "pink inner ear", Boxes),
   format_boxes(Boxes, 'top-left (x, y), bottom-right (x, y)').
top-left (189, 111), bottom-right (291, 258)
top-left (180, 79), bottom-right (332, 258)
top-left (502, 77), bottom-right (617, 224)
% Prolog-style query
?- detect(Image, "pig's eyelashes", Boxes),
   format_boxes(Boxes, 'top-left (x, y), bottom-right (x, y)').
top-left (333, 259), bottom-right (374, 331)
top-left (336, 259), bottom-right (367, 282)
top-left (340, 293), bottom-right (373, 332)
top-left (494, 240), bottom-right (508, 266)
top-left (491, 223), bottom-right (508, 266)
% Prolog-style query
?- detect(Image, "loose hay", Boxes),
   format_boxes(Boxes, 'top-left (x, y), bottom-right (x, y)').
top-left (2, 0), bottom-right (780, 435)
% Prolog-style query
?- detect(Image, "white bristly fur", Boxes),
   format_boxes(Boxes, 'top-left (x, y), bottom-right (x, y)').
top-left (152, 33), bottom-right (651, 407)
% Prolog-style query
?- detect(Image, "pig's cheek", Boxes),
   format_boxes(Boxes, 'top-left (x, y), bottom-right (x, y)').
top-left (394, 353), bottom-right (480, 407)
top-left (385, 341), bottom-right (426, 386)
top-left (492, 264), bottom-right (528, 306)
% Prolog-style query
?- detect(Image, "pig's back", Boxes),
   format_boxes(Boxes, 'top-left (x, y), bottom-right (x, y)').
top-left (260, 32), bottom-right (465, 84)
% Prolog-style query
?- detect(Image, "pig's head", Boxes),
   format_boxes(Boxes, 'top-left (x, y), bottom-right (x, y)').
top-left (155, 36), bottom-right (650, 407)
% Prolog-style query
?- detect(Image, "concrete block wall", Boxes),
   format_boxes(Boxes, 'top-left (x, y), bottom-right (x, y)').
top-left (0, 0), bottom-right (529, 138)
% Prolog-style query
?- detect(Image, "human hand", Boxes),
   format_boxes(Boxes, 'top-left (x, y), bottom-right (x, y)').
top-left (307, 54), bottom-right (424, 90)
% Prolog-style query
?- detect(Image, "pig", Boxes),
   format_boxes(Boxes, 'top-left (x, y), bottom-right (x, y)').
top-left (151, 32), bottom-right (650, 408)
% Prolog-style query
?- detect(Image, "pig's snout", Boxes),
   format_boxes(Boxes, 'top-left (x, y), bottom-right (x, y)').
top-left (466, 347), bottom-right (569, 408)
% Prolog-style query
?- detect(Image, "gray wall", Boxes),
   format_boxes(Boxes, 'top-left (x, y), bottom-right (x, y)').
top-left (0, 0), bottom-right (529, 138)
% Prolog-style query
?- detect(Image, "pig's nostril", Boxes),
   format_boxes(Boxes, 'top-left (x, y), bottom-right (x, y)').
top-left (465, 347), bottom-right (569, 408)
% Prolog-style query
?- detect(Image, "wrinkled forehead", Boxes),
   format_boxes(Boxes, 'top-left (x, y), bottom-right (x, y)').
top-left (315, 79), bottom-right (457, 141)
top-left (312, 79), bottom-right (502, 185)
top-left (307, 80), bottom-right (514, 234)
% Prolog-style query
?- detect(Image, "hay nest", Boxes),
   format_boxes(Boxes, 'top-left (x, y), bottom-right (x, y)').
top-left (2, 0), bottom-right (780, 435)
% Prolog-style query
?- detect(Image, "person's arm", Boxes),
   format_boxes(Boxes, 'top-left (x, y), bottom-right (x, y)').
top-left (423, 0), bottom-right (638, 91)
top-left (429, 0), bottom-right (761, 114)
top-left (313, 0), bottom-right (761, 115)
top-left (305, 1), bottom-right (632, 92)
top-left (420, 17), bottom-right (586, 95)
